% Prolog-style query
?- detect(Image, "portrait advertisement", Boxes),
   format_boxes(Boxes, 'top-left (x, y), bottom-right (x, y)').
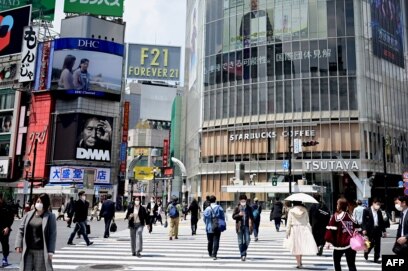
top-left (0, 114), bottom-right (12, 133)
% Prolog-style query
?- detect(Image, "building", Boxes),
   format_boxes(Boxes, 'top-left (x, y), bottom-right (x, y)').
top-left (183, 0), bottom-right (408, 211)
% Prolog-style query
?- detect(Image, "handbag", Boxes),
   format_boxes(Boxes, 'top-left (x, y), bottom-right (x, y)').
top-left (110, 219), bottom-right (117, 232)
top-left (86, 224), bottom-right (91, 235)
top-left (392, 242), bottom-right (408, 255)
top-left (341, 220), bottom-right (366, 251)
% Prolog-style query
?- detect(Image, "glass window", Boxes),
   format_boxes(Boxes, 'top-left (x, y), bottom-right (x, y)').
top-left (345, 0), bottom-right (355, 36)
top-left (244, 85), bottom-right (250, 116)
top-left (310, 40), bottom-right (319, 77)
top-left (276, 81), bottom-right (283, 113)
top-left (348, 77), bottom-right (358, 110)
top-left (319, 39), bottom-right (328, 76)
top-left (320, 78), bottom-right (329, 111)
top-left (259, 83), bottom-right (267, 115)
top-left (204, 92), bottom-right (210, 120)
top-left (0, 93), bottom-right (15, 110)
top-left (292, 41), bottom-right (301, 78)
top-left (284, 80), bottom-right (292, 113)
top-left (267, 82), bottom-right (275, 114)
top-left (251, 84), bottom-right (258, 115)
top-left (223, 89), bottom-right (229, 118)
top-left (301, 41), bottom-right (310, 77)
top-left (339, 77), bottom-right (348, 110)
top-left (336, 0), bottom-right (346, 37)
top-left (293, 79), bottom-right (301, 112)
top-left (328, 38), bottom-right (338, 76)
top-left (346, 38), bottom-right (356, 75)
top-left (210, 91), bottom-right (216, 120)
top-left (216, 89), bottom-right (222, 119)
top-left (229, 87), bottom-right (236, 118)
top-left (311, 78), bottom-right (320, 111)
top-left (329, 78), bottom-right (339, 111)
top-left (302, 79), bottom-right (311, 112)
top-left (337, 38), bottom-right (347, 76)
top-left (236, 86), bottom-right (243, 116)
top-left (327, 0), bottom-right (336, 37)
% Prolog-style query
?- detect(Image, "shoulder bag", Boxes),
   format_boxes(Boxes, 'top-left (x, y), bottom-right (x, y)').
top-left (340, 220), bottom-right (365, 251)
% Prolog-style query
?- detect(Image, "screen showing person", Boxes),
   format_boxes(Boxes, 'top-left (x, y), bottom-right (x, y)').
top-left (1, 115), bottom-right (12, 133)
top-left (58, 54), bottom-right (76, 89)
top-left (73, 58), bottom-right (90, 91)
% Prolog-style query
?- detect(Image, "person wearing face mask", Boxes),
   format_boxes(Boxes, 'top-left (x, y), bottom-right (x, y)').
top-left (100, 194), bottom-right (116, 238)
top-left (362, 198), bottom-right (387, 263)
top-left (232, 194), bottom-right (254, 261)
top-left (67, 191), bottom-right (93, 246)
top-left (146, 197), bottom-right (158, 234)
top-left (15, 193), bottom-right (56, 271)
top-left (125, 196), bottom-right (148, 257)
top-left (393, 196), bottom-right (408, 255)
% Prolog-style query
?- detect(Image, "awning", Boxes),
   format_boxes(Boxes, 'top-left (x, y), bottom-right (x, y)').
top-left (0, 181), bottom-right (42, 188)
top-left (221, 183), bottom-right (326, 194)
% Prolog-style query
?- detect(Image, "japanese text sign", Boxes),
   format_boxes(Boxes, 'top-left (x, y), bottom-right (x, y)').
top-left (19, 26), bottom-right (38, 83)
top-left (64, 0), bottom-right (124, 17)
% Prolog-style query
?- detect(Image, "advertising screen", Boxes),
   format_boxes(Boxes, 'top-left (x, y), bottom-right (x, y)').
top-left (64, 0), bottom-right (124, 17)
top-left (53, 113), bottom-right (114, 162)
top-left (188, 0), bottom-right (198, 89)
top-left (371, 0), bottom-right (404, 68)
top-left (127, 44), bottom-right (181, 81)
top-left (0, 1), bottom-right (55, 21)
top-left (34, 38), bottom-right (124, 96)
top-left (0, 113), bottom-right (12, 133)
top-left (0, 5), bottom-right (31, 57)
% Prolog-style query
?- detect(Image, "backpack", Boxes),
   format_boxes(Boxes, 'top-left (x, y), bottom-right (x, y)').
top-left (211, 206), bottom-right (226, 232)
top-left (168, 204), bottom-right (179, 218)
top-left (253, 205), bottom-right (260, 219)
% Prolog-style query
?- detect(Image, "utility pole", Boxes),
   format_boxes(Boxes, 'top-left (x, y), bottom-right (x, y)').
top-left (382, 136), bottom-right (388, 211)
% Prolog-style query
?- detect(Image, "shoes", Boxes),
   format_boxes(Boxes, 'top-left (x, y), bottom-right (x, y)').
top-left (175, 236), bottom-right (178, 239)
top-left (255, 237), bottom-right (258, 242)
top-left (169, 237), bottom-right (172, 240)
top-left (104, 236), bottom-right (108, 238)
top-left (87, 242), bottom-right (94, 246)
top-left (374, 258), bottom-right (380, 263)
top-left (296, 265), bottom-right (303, 269)
top-left (2, 257), bottom-right (8, 267)
top-left (136, 252), bottom-right (142, 257)
top-left (67, 242), bottom-right (75, 245)
top-left (132, 252), bottom-right (136, 256)
top-left (364, 252), bottom-right (368, 260)
top-left (241, 256), bottom-right (246, 261)
top-left (213, 257), bottom-right (217, 260)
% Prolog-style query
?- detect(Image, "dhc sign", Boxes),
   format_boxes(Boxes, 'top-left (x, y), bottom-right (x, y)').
top-left (76, 148), bottom-right (110, 161)
top-left (304, 160), bottom-right (359, 171)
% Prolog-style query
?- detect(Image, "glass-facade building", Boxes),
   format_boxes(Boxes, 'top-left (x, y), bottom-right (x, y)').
top-left (183, 0), bottom-right (408, 210)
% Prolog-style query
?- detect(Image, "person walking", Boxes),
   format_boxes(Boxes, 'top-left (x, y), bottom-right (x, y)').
top-left (125, 196), bottom-right (148, 257)
top-left (352, 200), bottom-right (365, 225)
top-left (203, 196), bottom-right (211, 211)
top-left (188, 198), bottom-right (201, 235)
top-left (57, 202), bottom-right (65, 221)
top-left (0, 193), bottom-right (14, 267)
top-left (325, 198), bottom-right (360, 271)
top-left (232, 194), bottom-right (254, 261)
top-left (167, 196), bottom-right (182, 240)
top-left (203, 195), bottom-right (225, 260)
top-left (362, 198), bottom-right (387, 263)
top-left (182, 201), bottom-right (188, 220)
top-left (309, 194), bottom-right (331, 256)
top-left (284, 201), bottom-right (317, 269)
top-left (15, 193), bottom-right (57, 271)
top-left (100, 194), bottom-right (116, 238)
top-left (146, 197), bottom-right (158, 233)
top-left (65, 197), bottom-right (75, 228)
top-left (251, 198), bottom-right (262, 241)
top-left (155, 199), bottom-right (163, 225)
top-left (270, 197), bottom-right (283, 232)
top-left (90, 204), bottom-right (99, 221)
top-left (67, 191), bottom-right (93, 246)
top-left (394, 195), bottom-right (408, 256)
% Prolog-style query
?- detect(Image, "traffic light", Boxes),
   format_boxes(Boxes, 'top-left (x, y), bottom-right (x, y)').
top-left (302, 140), bottom-right (319, 147)
top-left (272, 176), bottom-right (278, 186)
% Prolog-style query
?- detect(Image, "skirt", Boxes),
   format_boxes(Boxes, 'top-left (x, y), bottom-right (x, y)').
top-left (284, 225), bottom-right (318, 255)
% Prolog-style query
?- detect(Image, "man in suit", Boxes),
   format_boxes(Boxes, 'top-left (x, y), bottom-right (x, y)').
top-left (100, 194), bottom-right (116, 238)
top-left (67, 191), bottom-right (93, 246)
top-left (146, 197), bottom-right (158, 233)
top-left (239, 0), bottom-right (273, 48)
top-left (394, 195), bottom-right (408, 255)
top-left (362, 198), bottom-right (387, 263)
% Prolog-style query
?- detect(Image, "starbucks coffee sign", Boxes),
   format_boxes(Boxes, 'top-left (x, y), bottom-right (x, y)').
top-left (229, 129), bottom-right (316, 141)
top-left (304, 160), bottom-right (360, 171)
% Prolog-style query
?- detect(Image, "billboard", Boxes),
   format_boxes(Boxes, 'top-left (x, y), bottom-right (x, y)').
top-left (64, 0), bottom-right (124, 17)
top-left (34, 38), bottom-right (124, 96)
top-left (371, 0), bottom-right (404, 68)
top-left (53, 113), bottom-right (114, 162)
top-left (140, 84), bottom-right (177, 121)
top-left (0, 5), bottom-right (31, 57)
top-left (50, 166), bottom-right (111, 184)
top-left (0, 1), bottom-right (55, 21)
top-left (188, 0), bottom-right (198, 89)
top-left (0, 113), bottom-right (12, 133)
top-left (127, 44), bottom-right (181, 81)
top-left (19, 26), bottom-right (39, 82)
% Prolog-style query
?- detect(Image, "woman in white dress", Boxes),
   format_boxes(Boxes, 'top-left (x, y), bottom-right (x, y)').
top-left (285, 201), bottom-right (318, 268)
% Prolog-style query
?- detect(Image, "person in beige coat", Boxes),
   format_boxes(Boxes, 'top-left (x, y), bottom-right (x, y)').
top-left (284, 201), bottom-right (318, 269)
top-left (15, 193), bottom-right (57, 271)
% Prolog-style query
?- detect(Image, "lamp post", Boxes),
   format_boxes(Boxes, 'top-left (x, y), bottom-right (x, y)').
top-left (153, 167), bottom-right (159, 200)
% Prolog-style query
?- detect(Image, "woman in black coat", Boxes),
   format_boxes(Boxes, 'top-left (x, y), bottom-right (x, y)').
top-left (270, 198), bottom-right (283, 231)
top-left (188, 199), bottom-right (201, 235)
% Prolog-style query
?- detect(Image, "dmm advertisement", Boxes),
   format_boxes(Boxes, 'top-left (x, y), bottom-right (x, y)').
top-left (0, 5), bottom-right (31, 57)
top-left (127, 44), bottom-right (181, 81)
top-left (64, 0), bottom-right (124, 17)
top-left (371, 0), bottom-right (404, 68)
top-left (53, 113), bottom-right (113, 162)
top-left (0, 0), bottom-right (55, 21)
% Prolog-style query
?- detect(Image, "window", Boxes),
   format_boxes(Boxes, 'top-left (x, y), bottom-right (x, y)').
top-left (0, 92), bottom-right (15, 110)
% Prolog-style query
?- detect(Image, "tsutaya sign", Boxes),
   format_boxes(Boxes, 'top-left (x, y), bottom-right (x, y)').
top-left (229, 129), bottom-right (315, 141)
top-left (304, 160), bottom-right (360, 171)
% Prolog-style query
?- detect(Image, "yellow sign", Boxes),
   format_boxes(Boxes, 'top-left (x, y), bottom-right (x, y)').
top-left (132, 148), bottom-right (150, 157)
top-left (134, 166), bottom-right (154, 180)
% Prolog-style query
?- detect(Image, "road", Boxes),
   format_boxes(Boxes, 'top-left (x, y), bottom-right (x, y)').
top-left (2, 211), bottom-right (397, 270)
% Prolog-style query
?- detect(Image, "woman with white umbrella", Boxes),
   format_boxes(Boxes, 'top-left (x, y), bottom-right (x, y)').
top-left (284, 193), bottom-right (318, 269)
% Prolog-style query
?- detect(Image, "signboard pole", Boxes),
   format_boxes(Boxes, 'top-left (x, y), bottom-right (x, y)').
top-left (288, 126), bottom-right (292, 195)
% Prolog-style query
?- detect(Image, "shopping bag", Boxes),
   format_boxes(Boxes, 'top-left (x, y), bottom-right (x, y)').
top-left (110, 220), bottom-right (117, 232)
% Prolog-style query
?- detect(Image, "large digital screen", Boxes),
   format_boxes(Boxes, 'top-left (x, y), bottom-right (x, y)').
top-left (64, 0), bottom-right (124, 17)
top-left (34, 38), bottom-right (124, 96)
top-left (371, 0), bottom-right (404, 68)
top-left (0, 1), bottom-right (55, 21)
top-left (53, 113), bottom-right (114, 162)
top-left (0, 5), bottom-right (31, 57)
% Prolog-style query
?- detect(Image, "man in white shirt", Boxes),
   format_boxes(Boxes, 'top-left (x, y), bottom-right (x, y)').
top-left (395, 195), bottom-right (408, 255)
top-left (352, 200), bottom-right (365, 225)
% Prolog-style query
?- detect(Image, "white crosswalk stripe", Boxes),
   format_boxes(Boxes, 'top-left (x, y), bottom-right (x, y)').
top-left (52, 222), bottom-right (381, 271)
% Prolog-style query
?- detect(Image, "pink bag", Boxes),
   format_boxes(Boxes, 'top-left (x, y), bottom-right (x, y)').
top-left (341, 220), bottom-right (366, 251)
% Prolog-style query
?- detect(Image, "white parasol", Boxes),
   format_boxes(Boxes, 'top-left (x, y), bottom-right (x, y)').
top-left (284, 193), bottom-right (319, 204)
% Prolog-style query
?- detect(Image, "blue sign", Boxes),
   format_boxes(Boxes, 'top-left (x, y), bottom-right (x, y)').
top-left (53, 38), bottom-right (124, 56)
top-left (282, 160), bottom-right (289, 170)
top-left (120, 143), bottom-right (127, 162)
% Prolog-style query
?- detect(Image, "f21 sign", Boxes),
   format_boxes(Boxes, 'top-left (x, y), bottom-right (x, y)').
top-left (19, 26), bottom-right (39, 83)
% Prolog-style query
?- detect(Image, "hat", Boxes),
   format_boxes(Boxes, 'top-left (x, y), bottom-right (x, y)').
top-left (254, 197), bottom-right (259, 202)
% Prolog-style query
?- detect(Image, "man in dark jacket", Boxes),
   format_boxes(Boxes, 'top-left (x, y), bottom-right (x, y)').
top-left (146, 197), bottom-right (158, 233)
top-left (309, 194), bottom-right (330, 256)
top-left (203, 196), bottom-right (211, 211)
top-left (100, 194), bottom-right (115, 238)
top-left (232, 194), bottom-right (254, 261)
top-left (394, 195), bottom-right (408, 256)
top-left (362, 198), bottom-right (387, 263)
top-left (0, 193), bottom-right (14, 267)
top-left (251, 198), bottom-right (262, 241)
top-left (65, 197), bottom-right (75, 227)
top-left (270, 197), bottom-right (283, 232)
top-left (67, 191), bottom-right (93, 246)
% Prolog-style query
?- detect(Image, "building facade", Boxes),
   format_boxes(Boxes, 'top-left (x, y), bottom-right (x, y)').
top-left (183, 0), bottom-right (408, 210)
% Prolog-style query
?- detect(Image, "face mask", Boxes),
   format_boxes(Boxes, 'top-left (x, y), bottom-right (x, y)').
top-left (35, 203), bottom-right (43, 211)
top-left (135, 201), bottom-right (140, 206)
top-left (240, 201), bottom-right (246, 206)
top-left (395, 204), bottom-right (403, 211)
top-left (373, 204), bottom-right (380, 210)
top-left (81, 196), bottom-right (86, 201)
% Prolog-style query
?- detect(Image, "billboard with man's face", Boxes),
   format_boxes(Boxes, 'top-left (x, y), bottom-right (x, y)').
top-left (53, 113), bottom-right (113, 162)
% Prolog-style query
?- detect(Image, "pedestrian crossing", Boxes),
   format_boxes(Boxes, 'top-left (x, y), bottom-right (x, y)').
top-left (52, 222), bottom-right (382, 271)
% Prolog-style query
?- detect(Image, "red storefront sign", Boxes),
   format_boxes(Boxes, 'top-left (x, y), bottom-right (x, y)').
top-left (120, 102), bottom-right (130, 174)
top-left (162, 139), bottom-right (169, 167)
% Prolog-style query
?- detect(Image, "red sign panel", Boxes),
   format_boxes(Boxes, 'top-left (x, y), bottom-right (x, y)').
top-left (120, 102), bottom-right (130, 174)
top-left (39, 41), bottom-right (51, 90)
top-left (162, 139), bottom-right (169, 167)
top-left (163, 167), bottom-right (173, 177)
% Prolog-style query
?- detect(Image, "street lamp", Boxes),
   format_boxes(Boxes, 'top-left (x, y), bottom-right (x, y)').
top-left (152, 167), bottom-right (159, 200)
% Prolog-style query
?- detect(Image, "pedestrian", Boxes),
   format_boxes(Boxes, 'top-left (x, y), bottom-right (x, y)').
top-left (203, 195), bottom-right (225, 260)
top-left (123, 199), bottom-right (128, 212)
top-left (251, 197), bottom-right (262, 241)
top-left (12, 200), bottom-right (21, 219)
top-left (393, 196), bottom-right (408, 255)
top-left (65, 197), bottom-right (75, 228)
top-left (188, 198), bottom-right (201, 235)
top-left (270, 197), bottom-right (283, 232)
top-left (97, 200), bottom-right (103, 221)
top-left (146, 197), bottom-right (158, 233)
top-left (362, 198), bottom-right (387, 263)
top-left (284, 201), bottom-right (317, 269)
top-left (0, 193), bottom-right (14, 267)
top-left (182, 201), bottom-right (188, 220)
top-left (352, 200), bottom-right (364, 225)
top-left (281, 201), bottom-right (290, 226)
top-left (309, 194), bottom-right (331, 256)
top-left (100, 194), bottom-right (116, 238)
top-left (203, 196), bottom-right (211, 210)
top-left (67, 191), bottom-right (93, 246)
top-left (232, 194), bottom-right (254, 261)
top-left (90, 204), bottom-right (99, 221)
top-left (15, 193), bottom-right (57, 271)
top-left (156, 199), bottom-right (163, 225)
top-left (125, 196), bottom-right (148, 257)
top-left (57, 202), bottom-right (65, 221)
top-left (167, 195), bottom-right (182, 240)
top-left (325, 198), bottom-right (359, 271)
